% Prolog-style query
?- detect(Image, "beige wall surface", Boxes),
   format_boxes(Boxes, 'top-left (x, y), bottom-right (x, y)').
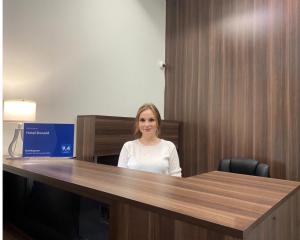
top-left (3, 0), bottom-right (166, 155)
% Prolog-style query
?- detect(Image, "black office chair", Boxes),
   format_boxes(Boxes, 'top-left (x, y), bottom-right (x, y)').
top-left (218, 158), bottom-right (270, 177)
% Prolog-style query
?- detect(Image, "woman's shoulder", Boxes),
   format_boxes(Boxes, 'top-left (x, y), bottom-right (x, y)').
top-left (123, 139), bottom-right (139, 148)
top-left (160, 139), bottom-right (176, 149)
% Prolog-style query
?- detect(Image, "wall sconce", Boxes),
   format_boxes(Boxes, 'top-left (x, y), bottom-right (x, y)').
top-left (4, 99), bottom-right (36, 158)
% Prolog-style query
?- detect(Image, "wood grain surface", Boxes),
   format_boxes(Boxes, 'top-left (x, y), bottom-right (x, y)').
top-left (165, 0), bottom-right (300, 180)
top-left (3, 158), bottom-right (299, 239)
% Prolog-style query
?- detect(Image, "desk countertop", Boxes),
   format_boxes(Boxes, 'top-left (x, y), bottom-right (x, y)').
top-left (3, 158), bottom-right (300, 238)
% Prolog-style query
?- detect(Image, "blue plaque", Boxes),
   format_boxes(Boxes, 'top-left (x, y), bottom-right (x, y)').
top-left (23, 123), bottom-right (74, 157)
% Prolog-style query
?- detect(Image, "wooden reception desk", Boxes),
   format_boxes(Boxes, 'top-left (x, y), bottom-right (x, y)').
top-left (3, 158), bottom-right (300, 240)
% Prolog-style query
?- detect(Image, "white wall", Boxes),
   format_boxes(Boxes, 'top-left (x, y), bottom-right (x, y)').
top-left (3, 0), bottom-right (166, 155)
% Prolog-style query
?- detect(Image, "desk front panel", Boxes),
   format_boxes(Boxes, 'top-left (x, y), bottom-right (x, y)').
top-left (3, 158), bottom-right (300, 239)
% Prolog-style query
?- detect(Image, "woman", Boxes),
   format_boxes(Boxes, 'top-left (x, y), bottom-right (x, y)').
top-left (118, 103), bottom-right (182, 177)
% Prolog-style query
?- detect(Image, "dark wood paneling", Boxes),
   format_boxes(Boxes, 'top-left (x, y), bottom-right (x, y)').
top-left (76, 116), bottom-right (96, 161)
top-left (165, 0), bottom-right (300, 180)
top-left (110, 202), bottom-right (242, 240)
top-left (76, 115), bottom-right (180, 162)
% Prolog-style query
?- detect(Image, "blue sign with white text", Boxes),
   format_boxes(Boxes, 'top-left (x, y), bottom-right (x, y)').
top-left (23, 123), bottom-right (74, 157)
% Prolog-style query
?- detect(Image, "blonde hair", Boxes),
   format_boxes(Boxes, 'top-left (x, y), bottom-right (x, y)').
top-left (134, 103), bottom-right (161, 138)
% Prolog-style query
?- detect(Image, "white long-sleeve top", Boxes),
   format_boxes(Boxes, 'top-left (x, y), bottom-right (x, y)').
top-left (118, 139), bottom-right (182, 177)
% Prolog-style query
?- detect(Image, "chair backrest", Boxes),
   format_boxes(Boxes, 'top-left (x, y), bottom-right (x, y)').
top-left (255, 163), bottom-right (270, 177)
top-left (218, 158), bottom-right (270, 177)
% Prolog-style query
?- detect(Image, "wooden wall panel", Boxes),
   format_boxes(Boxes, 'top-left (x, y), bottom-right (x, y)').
top-left (165, 0), bottom-right (300, 180)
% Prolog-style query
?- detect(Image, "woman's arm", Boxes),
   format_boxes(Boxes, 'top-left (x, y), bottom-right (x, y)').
top-left (118, 144), bottom-right (129, 168)
top-left (169, 147), bottom-right (182, 177)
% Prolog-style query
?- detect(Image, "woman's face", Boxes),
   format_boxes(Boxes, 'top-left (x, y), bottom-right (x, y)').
top-left (138, 109), bottom-right (158, 138)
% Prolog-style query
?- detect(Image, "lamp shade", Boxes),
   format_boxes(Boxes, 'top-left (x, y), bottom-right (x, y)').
top-left (4, 100), bottom-right (36, 122)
